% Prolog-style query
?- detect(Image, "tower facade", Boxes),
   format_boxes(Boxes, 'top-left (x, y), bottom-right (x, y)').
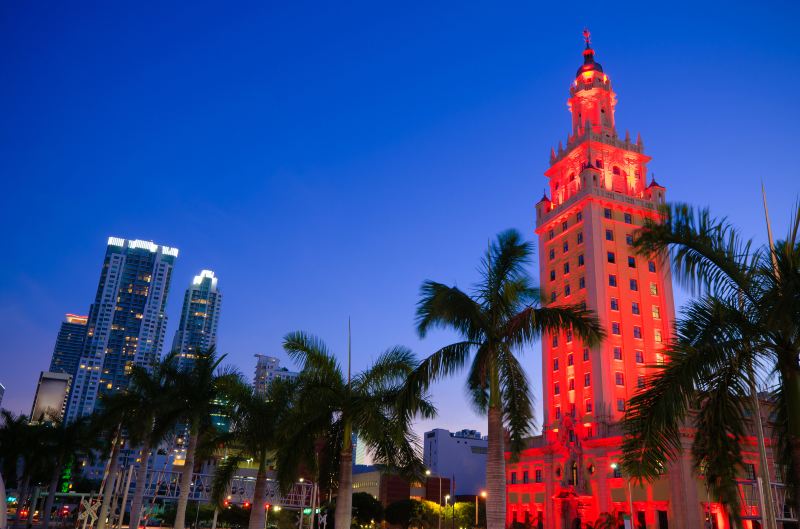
top-left (253, 354), bottom-right (298, 396)
top-left (503, 34), bottom-right (779, 529)
top-left (171, 270), bottom-right (222, 371)
top-left (66, 237), bottom-right (178, 421)
top-left (49, 313), bottom-right (88, 378)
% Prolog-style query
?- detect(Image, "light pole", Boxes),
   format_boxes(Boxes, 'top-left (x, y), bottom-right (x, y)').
top-left (445, 495), bottom-right (451, 529)
top-left (610, 463), bottom-right (634, 525)
top-left (475, 491), bottom-right (486, 527)
top-left (427, 470), bottom-right (443, 529)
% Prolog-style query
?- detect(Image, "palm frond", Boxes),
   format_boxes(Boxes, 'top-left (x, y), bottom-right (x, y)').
top-left (497, 346), bottom-right (534, 459)
top-left (415, 282), bottom-right (485, 340)
top-left (505, 304), bottom-right (604, 349)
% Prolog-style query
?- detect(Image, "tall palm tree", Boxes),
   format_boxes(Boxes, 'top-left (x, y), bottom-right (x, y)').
top-left (212, 379), bottom-right (297, 529)
top-left (620, 203), bottom-right (800, 522)
top-left (125, 354), bottom-right (184, 529)
top-left (39, 416), bottom-right (95, 529)
top-left (172, 348), bottom-right (242, 529)
top-left (283, 332), bottom-right (435, 529)
top-left (411, 229), bottom-right (604, 529)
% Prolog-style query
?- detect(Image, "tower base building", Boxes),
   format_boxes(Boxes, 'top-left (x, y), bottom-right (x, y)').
top-left (504, 33), bottom-right (791, 529)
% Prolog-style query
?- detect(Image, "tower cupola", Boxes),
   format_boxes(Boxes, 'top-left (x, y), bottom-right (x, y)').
top-left (568, 29), bottom-right (617, 138)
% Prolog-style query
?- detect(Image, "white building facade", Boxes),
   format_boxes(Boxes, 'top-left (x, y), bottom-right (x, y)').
top-left (423, 428), bottom-right (488, 495)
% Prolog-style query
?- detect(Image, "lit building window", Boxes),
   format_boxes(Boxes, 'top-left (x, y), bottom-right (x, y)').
top-left (652, 305), bottom-right (661, 319)
top-left (655, 329), bottom-right (663, 342)
top-left (613, 346), bottom-right (622, 360)
top-left (650, 283), bottom-right (659, 296)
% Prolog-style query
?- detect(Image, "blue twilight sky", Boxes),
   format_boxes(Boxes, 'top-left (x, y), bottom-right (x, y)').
top-left (1, 1), bottom-right (799, 438)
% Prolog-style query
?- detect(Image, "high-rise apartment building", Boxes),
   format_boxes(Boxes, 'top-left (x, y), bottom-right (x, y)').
top-left (253, 354), bottom-right (298, 396)
top-left (0, 383), bottom-right (5, 408)
top-left (424, 428), bottom-right (487, 495)
top-left (30, 371), bottom-right (72, 423)
top-left (171, 270), bottom-right (222, 371)
top-left (66, 237), bottom-right (178, 421)
top-left (49, 313), bottom-right (88, 378)
top-left (504, 34), bottom-right (782, 529)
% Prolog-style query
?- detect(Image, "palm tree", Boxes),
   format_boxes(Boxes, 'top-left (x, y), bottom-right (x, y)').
top-left (0, 410), bottom-right (35, 527)
top-left (172, 348), bottom-right (242, 529)
top-left (39, 416), bottom-right (95, 529)
top-left (125, 354), bottom-right (184, 529)
top-left (283, 332), bottom-right (436, 529)
top-left (620, 203), bottom-right (800, 522)
top-left (212, 379), bottom-right (297, 529)
top-left (411, 229), bottom-right (604, 529)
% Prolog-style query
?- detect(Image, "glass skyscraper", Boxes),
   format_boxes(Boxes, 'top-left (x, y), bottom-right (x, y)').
top-left (49, 313), bottom-right (88, 378)
top-left (171, 270), bottom-right (222, 371)
top-left (66, 237), bottom-right (178, 421)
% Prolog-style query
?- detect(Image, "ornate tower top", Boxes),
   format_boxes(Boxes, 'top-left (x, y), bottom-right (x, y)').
top-left (577, 28), bottom-right (604, 77)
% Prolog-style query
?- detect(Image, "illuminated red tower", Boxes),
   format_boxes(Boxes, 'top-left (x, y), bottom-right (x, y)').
top-left (505, 31), bottom-right (789, 529)
top-left (505, 32), bottom-right (689, 529)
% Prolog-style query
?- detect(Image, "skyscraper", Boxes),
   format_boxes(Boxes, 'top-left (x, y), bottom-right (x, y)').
top-left (66, 237), bottom-right (178, 421)
top-left (30, 372), bottom-right (72, 423)
top-left (502, 34), bottom-right (777, 529)
top-left (171, 270), bottom-right (222, 371)
top-left (253, 354), bottom-right (298, 396)
top-left (49, 313), bottom-right (88, 378)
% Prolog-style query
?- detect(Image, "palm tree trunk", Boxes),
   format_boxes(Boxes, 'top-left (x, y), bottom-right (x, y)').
top-left (128, 443), bottom-right (152, 529)
top-left (41, 462), bottom-right (62, 529)
top-left (97, 436), bottom-right (122, 529)
top-left (12, 475), bottom-right (30, 528)
top-left (334, 420), bottom-right (353, 529)
top-left (174, 425), bottom-right (199, 529)
top-left (485, 367), bottom-right (506, 529)
top-left (248, 453), bottom-right (269, 529)
top-left (1, 470), bottom-right (8, 529)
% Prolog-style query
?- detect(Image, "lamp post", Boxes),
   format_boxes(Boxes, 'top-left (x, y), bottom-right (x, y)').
top-left (445, 495), bottom-right (452, 529)
top-left (610, 463), bottom-right (634, 526)
top-left (475, 491), bottom-right (486, 527)
top-left (427, 470), bottom-right (443, 529)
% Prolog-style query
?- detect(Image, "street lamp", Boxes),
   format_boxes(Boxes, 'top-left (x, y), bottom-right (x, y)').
top-left (610, 463), bottom-right (634, 524)
top-left (475, 491), bottom-right (486, 527)
top-left (445, 496), bottom-right (453, 529)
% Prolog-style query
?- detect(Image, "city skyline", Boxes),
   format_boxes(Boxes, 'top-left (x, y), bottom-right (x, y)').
top-left (2, 2), bottom-right (799, 437)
